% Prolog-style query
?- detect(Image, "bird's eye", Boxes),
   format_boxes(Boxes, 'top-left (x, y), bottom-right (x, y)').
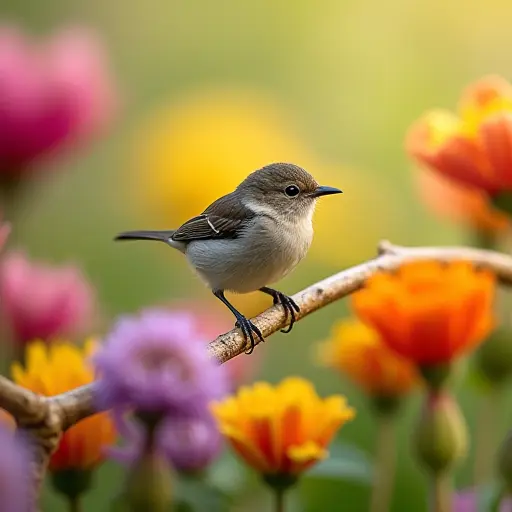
top-left (284, 184), bottom-right (300, 197)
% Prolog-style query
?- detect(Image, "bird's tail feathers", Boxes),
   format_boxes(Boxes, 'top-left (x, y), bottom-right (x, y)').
top-left (114, 230), bottom-right (175, 243)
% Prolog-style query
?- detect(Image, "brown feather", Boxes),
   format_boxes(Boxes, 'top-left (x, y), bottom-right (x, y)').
top-left (171, 192), bottom-right (256, 242)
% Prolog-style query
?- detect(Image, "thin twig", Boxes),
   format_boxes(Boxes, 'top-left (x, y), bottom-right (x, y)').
top-left (0, 241), bottom-right (512, 509)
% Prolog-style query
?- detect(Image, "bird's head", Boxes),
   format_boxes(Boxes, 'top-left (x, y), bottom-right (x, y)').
top-left (237, 162), bottom-right (342, 220)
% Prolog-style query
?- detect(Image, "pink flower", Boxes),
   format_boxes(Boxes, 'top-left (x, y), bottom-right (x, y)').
top-left (0, 250), bottom-right (96, 345)
top-left (0, 24), bottom-right (117, 177)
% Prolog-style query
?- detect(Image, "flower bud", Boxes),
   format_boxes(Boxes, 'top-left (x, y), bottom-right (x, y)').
top-left (414, 393), bottom-right (467, 474)
top-left (121, 451), bottom-right (173, 512)
top-left (475, 328), bottom-right (512, 387)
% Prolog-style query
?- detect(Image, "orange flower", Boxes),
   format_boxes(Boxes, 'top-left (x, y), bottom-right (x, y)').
top-left (406, 75), bottom-right (512, 195)
top-left (352, 261), bottom-right (495, 366)
top-left (317, 318), bottom-right (418, 396)
top-left (415, 168), bottom-right (509, 234)
top-left (210, 377), bottom-right (355, 476)
top-left (11, 339), bottom-right (116, 472)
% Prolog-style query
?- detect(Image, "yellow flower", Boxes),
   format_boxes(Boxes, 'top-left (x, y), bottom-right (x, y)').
top-left (129, 86), bottom-right (397, 267)
top-left (12, 339), bottom-right (116, 472)
top-left (210, 376), bottom-right (355, 476)
top-left (317, 318), bottom-right (419, 397)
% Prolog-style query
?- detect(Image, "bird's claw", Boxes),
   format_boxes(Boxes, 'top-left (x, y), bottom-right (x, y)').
top-left (235, 316), bottom-right (265, 355)
top-left (273, 291), bottom-right (300, 333)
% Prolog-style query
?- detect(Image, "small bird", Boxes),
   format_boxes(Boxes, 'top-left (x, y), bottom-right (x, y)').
top-left (115, 163), bottom-right (342, 354)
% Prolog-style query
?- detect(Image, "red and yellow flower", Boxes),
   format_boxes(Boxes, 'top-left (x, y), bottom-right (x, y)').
top-left (406, 75), bottom-right (512, 195)
top-left (210, 377), bottom-right (355, 476)
top-left (317, 318), bottom-right (419, 397)
top-left (11, 339), bottom-right (116, 472)
top-left (352, 261), bottom-right (495, 366)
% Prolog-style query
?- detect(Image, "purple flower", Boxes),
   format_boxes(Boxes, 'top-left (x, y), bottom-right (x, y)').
top-left (93, 309), bottom-right (228, 418)
top-left (0, 423), bottom-right (31, 512)
top-left (159, 414), bottom-right (222, 473)
top-left (109, 410), bottom-right (223, 473)
top-left (454, 488), bottom-right (512, 511)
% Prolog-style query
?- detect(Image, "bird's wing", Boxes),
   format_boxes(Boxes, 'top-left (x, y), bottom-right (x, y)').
top-left (171, 193), bottom-right (255, 242)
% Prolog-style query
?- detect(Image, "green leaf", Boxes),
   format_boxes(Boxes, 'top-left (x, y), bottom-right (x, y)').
top-left (304, 442), bottom-right (373, 484)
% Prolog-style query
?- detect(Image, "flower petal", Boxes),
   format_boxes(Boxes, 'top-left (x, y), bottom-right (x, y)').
top-left (479, 113), bottom-right (512, 189)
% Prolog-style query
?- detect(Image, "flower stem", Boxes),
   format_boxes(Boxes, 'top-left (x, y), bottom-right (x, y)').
top-left (474, 388), bottom-right (502, 486)
top-left (68, 497), bottom-right (82, 512)
top-left (370, 414), bottom-right (396, 512)
top-left (274, 488), bottom-right (286, 512)
top-left (430, 473), bottom-right (452, 512)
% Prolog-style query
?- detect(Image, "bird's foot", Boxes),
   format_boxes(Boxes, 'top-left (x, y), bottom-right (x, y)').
top-left (234, 315), bottom-right (265, 355)
top-left (260, 287), bottom-right (300, 333)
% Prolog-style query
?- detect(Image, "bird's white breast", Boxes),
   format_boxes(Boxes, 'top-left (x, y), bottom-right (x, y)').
top-left (185, 203), bottom-right (314, 293)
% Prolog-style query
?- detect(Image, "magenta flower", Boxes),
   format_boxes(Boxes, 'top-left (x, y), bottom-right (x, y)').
top-left (0, 250), bottom-right (96, 346)
top-left (0, 422), bottom-right (31, 512)
top-left (109, 410), bottom-right (222, 473)
top-left (93, 309), bottom-right (228, 418)
top-left (0, 24), bottom-right (116, 177)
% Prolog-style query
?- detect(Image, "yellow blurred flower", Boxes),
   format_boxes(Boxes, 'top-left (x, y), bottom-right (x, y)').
top-left (317, 318), bottom-right (419, 397)
top-left (12, 339), bottom-right (116, 472)
top-left (210, 376), bottom-right (355, 477)
top-left (130, 86), bottom-right (397, 267)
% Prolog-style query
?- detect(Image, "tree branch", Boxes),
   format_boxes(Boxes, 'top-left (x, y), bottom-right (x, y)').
top-left (2, 241), bottom-right (512, 509)
top-left (207, 241), bottom-right (512, 362)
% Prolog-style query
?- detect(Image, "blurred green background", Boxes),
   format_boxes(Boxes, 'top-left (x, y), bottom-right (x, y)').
top-left (4, 0), bottom-right (512, 510)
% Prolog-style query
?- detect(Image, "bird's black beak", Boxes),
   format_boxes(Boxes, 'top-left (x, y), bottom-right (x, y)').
top-left (312, 185), bottom-right (343, 198)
